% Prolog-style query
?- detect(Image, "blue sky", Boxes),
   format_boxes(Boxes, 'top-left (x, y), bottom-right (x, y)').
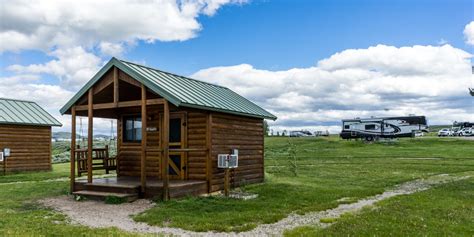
top-left (117, 0), bottom-right (473, 74)
top-left (2, 0), bottom-right (472, 75)
top-left (0, 0), bottom-right (473, 133)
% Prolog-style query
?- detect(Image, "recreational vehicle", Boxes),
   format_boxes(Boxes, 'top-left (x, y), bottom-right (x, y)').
top-left (340, 116), bottom-right (428, 141)
top-left (452, 121), bottom-right (474, 136)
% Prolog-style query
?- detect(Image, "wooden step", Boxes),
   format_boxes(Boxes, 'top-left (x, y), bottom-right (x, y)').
top-left (72, 190), bottom-right (138, 202)
top-left (83, 183), bottom-right (140, 194)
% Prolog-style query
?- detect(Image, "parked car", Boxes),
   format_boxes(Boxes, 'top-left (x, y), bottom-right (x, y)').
top-left (452, 128), bottom-right (463, 136)
top-left (437, 128), bottom-right (452, 137)
top-left (460, 127), bottom-right (474, 136)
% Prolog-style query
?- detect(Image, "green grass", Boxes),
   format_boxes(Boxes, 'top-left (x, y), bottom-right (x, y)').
top-left (0, 170), bottom-right (140, 236)
top-left (285, 178), bottom-right (474, 236)
top-left (134, 137), bottom-right (474, 232)
top-left (0, 136), bottom-right (473, 235)
top-left (0, 163), bottom-right (69, 183)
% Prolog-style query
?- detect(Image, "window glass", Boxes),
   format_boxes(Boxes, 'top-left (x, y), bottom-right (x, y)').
top-left (125, 120), bottom-right (134, 141)
top-left (365, 124), bottom-right (377, 130)
top-left (344, 125), bottom-right (350, 129)
top-left (123, 116), bottom-right (142, 142)
top-left (169, 118), bottom-right (181, 143)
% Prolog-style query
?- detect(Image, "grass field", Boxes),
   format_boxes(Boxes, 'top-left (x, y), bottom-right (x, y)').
top-left (0, 136), bottom-right (473, 236)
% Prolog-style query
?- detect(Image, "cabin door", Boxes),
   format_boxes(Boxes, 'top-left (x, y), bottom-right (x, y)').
top-left (167, 113), bottom-right (187, 180)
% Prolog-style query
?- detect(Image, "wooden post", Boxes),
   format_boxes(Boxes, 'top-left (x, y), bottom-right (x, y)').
top-left (70, 106), bottom-right (76, 193)
top-left (2, 157), bottom-right (5, 176)
top-left (140, 84), bottom-right (147, 193)
top-left (224, 168), bottom-right (230, 197)
top-left (105, 145), bottom-right (109, 174)
top-left (87, 89), bottom-right (93, 183)
top-left (162, 101), bottom-right (170, 201)
top-left (206, 113), bottom-right (212, 193)
top-left (113, 66), bottom-right (119, 107)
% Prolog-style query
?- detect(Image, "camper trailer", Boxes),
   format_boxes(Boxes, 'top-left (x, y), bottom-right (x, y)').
top-left (340, 116), bottom-right (428, 141)
top-left (452, 121), bottom-right (474, 136)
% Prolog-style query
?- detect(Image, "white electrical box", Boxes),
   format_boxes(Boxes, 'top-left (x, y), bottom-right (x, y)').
top-left (3, 148), bottom-right (10, 157)
top-left (218, 154), bottom-right (238, 169)
top-left (228, 154), bottom-right (238, 168)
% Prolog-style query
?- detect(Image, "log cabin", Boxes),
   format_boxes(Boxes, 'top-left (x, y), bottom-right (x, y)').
top-left (0, 98), bottom-right (62, 173)
top-left (60, 57), bottom-right (277, 200)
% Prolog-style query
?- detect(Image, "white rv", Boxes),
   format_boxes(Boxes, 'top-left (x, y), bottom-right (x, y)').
top-left (340, 116), bottom-right (429, 141)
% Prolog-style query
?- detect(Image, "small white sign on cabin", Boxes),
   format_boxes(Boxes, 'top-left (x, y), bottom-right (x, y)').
top-left (0, 152), bottom-right (4, 162)
top-left (218, 154), bottom-right (238, 169)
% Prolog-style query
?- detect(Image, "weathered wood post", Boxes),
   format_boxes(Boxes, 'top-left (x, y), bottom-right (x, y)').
top-left (87, 89), bottom-right (93, 183)
top-left (70, 106), bottom-right (76, 192)
top-left (162, 101), bottom-right (170, 201)
top-left (105, 145), bottom-right (109, 174)
top-left (2, 157), bottom-right (6, 176)
top-left (224, 168), bottom-right (230, 197)
top-left (141, 84), bottom-right (147, 193)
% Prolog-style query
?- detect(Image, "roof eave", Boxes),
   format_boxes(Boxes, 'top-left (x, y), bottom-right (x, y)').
top-left (180, 103), bottom-right (277, 120)
top-left (0, 121), bottom-right (62, 127)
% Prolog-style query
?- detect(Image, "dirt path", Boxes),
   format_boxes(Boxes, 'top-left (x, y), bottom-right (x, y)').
top-left (40, 173), bottom-right (471, 237)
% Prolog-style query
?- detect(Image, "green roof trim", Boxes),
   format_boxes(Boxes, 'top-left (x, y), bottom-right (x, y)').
top-left (60, 58), bottom-right (277, 120)
top-left (0, 98), bottom-right (62, 127)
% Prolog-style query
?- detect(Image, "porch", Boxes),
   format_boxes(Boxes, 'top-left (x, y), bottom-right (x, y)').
top-left (74, 177), bottom-right (208, 200)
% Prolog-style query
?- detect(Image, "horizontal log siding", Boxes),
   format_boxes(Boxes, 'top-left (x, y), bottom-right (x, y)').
top-left (118, 109), bottom-right (161, 177)
top-left (186, 111), bottom-right (207, 180)
top-left (210, 113), bottom-right (264, 192)
top-left (0, 125), bottom-right (52, 172)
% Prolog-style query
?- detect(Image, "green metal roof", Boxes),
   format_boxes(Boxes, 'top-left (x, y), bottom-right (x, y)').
top-left (0, 98), bottom-right (62, 127)
top-left (60, 58), bottom-right (277, 120)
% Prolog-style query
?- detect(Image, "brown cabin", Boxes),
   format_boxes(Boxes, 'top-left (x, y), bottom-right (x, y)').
top-left (60, 58), bottom-right (276, 200)
top-left (0, 98), bottom-right (62, 174)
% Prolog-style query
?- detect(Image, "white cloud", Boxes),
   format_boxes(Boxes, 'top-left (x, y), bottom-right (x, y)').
top-left (7, 47), bottom-right (102, 90)
top-left (99, 42), bottom-right (126, 57)
top-left (1, 0), bottom-right (246, 134)
top-left (192, 44), bottom-right (474, 132)
top-left (464, 21), bottom-right (474, 45)
top-left (0, 0), bottom-right (247, 53)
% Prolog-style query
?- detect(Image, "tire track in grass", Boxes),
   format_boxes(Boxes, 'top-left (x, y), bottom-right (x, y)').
top-left (39, 172), bottom-right (472, 237)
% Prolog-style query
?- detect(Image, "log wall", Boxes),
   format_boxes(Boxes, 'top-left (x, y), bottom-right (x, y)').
top-left (0, 124), bottom-right (52, 172)
top-left (117, 108), bottom-right (208, 180)
top-left (209, 113), bottom-right (264, 192)
top-left (118, 108), bottom-right (161, 177)
top-left (186, 111), bottom-right (207, 180)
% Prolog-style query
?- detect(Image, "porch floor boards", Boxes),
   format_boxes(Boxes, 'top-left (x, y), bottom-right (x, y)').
top-left (74, 177), bottom-right (208, 200)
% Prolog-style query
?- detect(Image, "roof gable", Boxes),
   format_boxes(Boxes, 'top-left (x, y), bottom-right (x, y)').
top-left (60, 58), bottom-right (277, 120)
top-left (0, 98), bottom-right (62, 127)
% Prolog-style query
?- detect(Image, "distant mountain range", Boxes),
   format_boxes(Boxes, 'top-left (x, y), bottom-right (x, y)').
top-left (52, 132), bottom-right (111, 139)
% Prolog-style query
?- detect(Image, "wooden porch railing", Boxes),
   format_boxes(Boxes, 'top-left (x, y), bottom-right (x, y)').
top-left (76, 145), bottom-right (117, 176)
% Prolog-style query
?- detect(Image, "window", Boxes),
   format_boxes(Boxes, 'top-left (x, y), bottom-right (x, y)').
top-left (365, 124), bottom-right (377, 130)
top-left (344, 125), bottom-right (350, 129)
top-left (123, 116), bottom-right (142, 142)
